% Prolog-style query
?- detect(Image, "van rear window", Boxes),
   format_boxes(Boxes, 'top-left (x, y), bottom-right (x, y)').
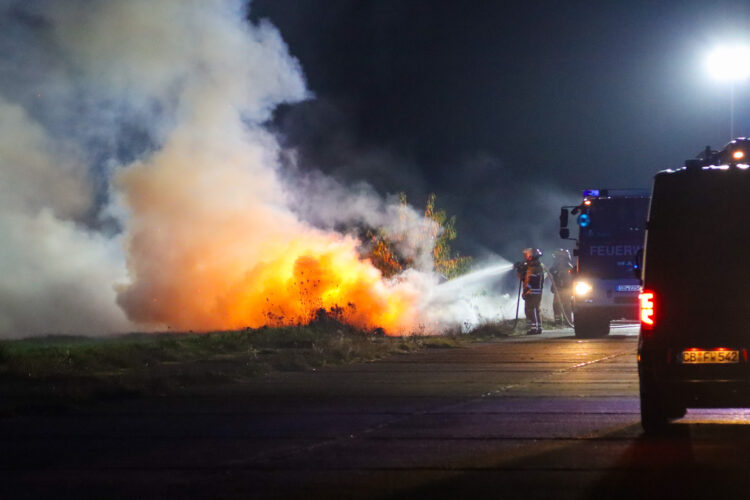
top-left (646, 169), bottom-right (750, 308)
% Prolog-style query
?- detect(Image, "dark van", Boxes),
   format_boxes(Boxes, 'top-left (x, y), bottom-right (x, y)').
top-left (638, 138), bottom-right (750, 433)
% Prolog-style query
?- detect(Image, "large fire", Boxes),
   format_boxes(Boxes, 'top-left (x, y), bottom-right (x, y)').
top-left (77, 0), bottom-right (440, 337)
top-left (114, 129), bottom-right (424, 335)
top-left (226, 238), bottom-right (420, 332)
top-left (119, 230), bottom-right (420, 334)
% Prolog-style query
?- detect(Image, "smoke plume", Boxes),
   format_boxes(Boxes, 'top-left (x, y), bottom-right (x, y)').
top-left (0, 0), bottom-right (519, 337)
top-left (0, 94), bottom-right (132, 337)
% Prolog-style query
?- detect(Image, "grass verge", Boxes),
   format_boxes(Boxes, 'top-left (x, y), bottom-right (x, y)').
top-left (0, 317), bottom-right (518, 414)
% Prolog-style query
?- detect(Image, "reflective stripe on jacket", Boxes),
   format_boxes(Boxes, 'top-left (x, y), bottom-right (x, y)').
top-left (524, 261), bottom-right (545, 296)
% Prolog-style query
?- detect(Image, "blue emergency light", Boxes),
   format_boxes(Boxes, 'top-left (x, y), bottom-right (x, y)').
top-left (577, 213), bottom-right (591, 228)
top-left (583, 189), bottom-right (600, 197)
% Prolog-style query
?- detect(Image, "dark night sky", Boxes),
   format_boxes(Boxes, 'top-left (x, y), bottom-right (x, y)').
top-left (250, 0), bottom-right (750, 258)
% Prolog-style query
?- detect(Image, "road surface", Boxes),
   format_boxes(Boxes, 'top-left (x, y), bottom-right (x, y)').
top-left (4, 325), bottom-right (750, 499)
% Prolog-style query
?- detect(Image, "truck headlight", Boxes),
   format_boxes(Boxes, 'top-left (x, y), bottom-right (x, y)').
top-left (574, 281), bottom-right (593, 296)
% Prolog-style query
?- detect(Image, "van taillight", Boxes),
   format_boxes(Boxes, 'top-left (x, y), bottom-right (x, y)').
top-left (639, 290), bottom-right (655, 330)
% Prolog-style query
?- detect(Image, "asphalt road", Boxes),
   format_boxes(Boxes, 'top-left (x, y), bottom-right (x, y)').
top-left (4, 325), bottom-right (750, 499)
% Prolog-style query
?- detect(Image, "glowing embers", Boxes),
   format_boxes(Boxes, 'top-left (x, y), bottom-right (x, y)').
top-left (639, 290), bottom-right (655, 329)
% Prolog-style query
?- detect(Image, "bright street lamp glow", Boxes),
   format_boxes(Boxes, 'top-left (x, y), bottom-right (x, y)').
top-left (707, 45), bottom-right (750, 82)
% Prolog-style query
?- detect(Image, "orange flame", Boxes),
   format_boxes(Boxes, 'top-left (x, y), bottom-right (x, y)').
top-left (114, 140), bottom-right (422, 335)
top-left (224, 237), bottom-right (420, 332)
top-left (368, 236), bottom-right (403, 278)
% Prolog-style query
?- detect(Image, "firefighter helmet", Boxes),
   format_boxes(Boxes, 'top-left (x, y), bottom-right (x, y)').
top-left (523, 248), bottom-right (542, 261)
top-left (553, 249), bottom-right (571, 263)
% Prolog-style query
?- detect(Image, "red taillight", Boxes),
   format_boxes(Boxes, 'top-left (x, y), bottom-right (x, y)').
top-left (639, 290), bottom-right (655, 330)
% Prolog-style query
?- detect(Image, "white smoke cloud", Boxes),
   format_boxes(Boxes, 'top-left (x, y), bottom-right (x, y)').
top-left (0, 99), bottom-right (90, 219)
top-left (0, 97), bottom-right (131, 337)
top-left (0, 0), bottom-right (314, 336)
top-left (281, 165), bottom-right (439, 272)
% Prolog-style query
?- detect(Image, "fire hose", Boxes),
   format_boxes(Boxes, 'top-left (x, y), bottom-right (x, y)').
top-left (546, 269), bottom-right (575, 328)
top-left (513, 278), bottom-right (522, 329)
top-left (513, 269), bottom-right (574, 329)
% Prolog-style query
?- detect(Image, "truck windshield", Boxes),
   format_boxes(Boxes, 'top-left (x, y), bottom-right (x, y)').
top-left (578, 197), bottom-right (649, 280)
top-left (579, 198), bottom-right (648, 240)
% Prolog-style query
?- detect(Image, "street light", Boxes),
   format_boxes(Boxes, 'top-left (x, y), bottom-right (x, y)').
top-left (707, 44), bottom-right (750, 139)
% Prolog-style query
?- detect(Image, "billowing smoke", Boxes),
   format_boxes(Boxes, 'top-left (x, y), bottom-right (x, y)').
top-left (0, 0), bottom-right (518, 338)
top-left (0, 97), bottom-right (131, 337)
top-left (281, 167), bottom-right (439, 273)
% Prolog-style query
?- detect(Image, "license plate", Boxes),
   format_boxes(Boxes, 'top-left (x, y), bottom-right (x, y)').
top-left (616, 285), bottom-right (640, 292)
top-left (681, 350), bottom-right (740, 364)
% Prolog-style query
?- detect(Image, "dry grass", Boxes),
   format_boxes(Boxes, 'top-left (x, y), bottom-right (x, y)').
top-left (0, 320), bottom-right (430, 413)
top-left (0, 317), bottom-right (523, 415)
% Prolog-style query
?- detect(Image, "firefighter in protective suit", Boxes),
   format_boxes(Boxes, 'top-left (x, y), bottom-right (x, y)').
top-left (550, 249), bottom-right (574, 326)
top-left (516, 248), bottom-right (545, 335)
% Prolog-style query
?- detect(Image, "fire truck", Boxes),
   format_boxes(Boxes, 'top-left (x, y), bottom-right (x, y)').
top-left (559, 189), bottom-right (650, 338)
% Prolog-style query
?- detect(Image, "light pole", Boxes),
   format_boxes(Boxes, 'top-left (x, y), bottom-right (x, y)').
top-left (707, 45), bottom-right (750, 139)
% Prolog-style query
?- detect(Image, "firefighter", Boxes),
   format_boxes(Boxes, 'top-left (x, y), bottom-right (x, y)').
top-left (550, 249), bottom-right (574, 326)
top-left (515, 248), bottom-right (544, 335)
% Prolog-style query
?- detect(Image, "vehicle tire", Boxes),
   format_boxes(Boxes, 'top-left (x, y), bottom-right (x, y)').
top-left (640, 378), bottom-right (670, 434)
top-left (573, 311), bottom-right (591, 338)
top-left (574, 312), bottom-right (609, 338)
top-left (665, 400), bottom-right (687, 420)
top-left (592, 317), bottom-right (610, 338)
